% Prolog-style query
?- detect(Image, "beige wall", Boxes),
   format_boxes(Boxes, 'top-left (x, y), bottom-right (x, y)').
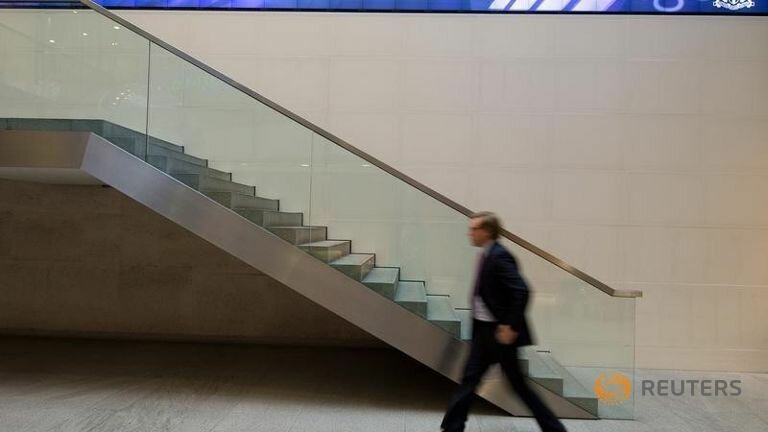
top-left (0, 178), bottom-right (381, 348)
top-left (115, 11), bottom-right (768, 372)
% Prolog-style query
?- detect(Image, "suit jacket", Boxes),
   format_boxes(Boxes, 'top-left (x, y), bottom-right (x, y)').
top-left (475, 240), bottom-right (534, 347)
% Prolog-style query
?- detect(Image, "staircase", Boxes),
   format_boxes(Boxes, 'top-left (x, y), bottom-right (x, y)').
top-left (0, 0), bottom-right (640, 420)
top-left (0, 117), bottom-right (599, 417)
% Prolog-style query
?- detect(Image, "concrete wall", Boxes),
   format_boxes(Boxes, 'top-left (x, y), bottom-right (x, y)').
top-left (113, 11), bottom-right (768, 372)
top-left (0, 178), bottom-right (381, 347)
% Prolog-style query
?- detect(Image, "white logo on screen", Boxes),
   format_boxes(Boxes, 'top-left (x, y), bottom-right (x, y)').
top-left (713, 0), bottom-right (755, 9)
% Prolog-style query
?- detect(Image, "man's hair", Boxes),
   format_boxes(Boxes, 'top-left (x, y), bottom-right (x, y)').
top-left (470, 211), bottom-right (502, 239)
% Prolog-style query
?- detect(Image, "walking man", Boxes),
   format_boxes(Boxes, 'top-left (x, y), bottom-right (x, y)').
top-left (440, 211), bottom-right (567, 432)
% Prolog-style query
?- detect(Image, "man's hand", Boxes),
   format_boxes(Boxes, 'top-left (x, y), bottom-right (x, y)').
top-left (495, 324), bottom-right (518, 345)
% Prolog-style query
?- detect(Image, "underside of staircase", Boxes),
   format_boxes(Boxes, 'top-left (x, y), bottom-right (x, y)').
top-left (0, 118), bottom-right (601, 419)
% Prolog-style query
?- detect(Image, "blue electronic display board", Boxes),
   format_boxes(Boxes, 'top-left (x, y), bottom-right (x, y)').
top-left (2, 0), bottom-right (766, 13)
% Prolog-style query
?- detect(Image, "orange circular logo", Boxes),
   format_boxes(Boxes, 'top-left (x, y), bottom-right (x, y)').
top-left (594, 372), bottom-right (632, 405)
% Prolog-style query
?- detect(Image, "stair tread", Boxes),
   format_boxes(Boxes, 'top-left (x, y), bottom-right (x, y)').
top-left (149, 155), bottom-right (231, 180)
top-left (149, 145), bottom-right (207, 166)
top-left (269, 225), bottom-right (326, 230)
top-left (395, 281), bottom-right (426, 303)
top-left (148, 143), bottom-right (188, 153)
top-left (233, 208), bottom-right (302, 225)
top-left (520, 349), bottom-right (563, 381)
top-left (299, 240), bottom-right (350, 248)
top-left (234, 208), bottom-right (299, 215)
top-left (427, 296), bottom-right (460, 322)
top-left (172, 172), bottom-right (231, 179)
top-left (362, 267), bottom-right (399, 285)
top-left (148, 137), bottom-right (184, 153)
top-left (172, 173), bottom-right (253, 189)
top-left (330, 253), bottom-right (374, 266)
top-left (204, 191), bottom-right (279, 211)
top-left (535, 352), bottom-right (596, 400)
top-left (172, 173), bottom-right (248, 186)
top-left (207, 191), bottom-right (265, 199)
top-left (455, 309), bottom-right (472, 341)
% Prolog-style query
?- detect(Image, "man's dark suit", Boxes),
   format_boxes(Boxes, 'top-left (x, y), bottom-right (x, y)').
top-left (440, 240), bottom-right (567, 432)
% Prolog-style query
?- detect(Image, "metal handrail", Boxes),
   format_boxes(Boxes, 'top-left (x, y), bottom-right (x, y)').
top-left (76, 0), bottom-right (640, 298)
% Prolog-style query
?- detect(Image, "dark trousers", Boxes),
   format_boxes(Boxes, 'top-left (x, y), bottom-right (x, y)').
top-left (440, 319), bottom-right (567, 432)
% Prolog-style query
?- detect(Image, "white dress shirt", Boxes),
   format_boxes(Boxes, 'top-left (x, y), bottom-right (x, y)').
top-left (472, 241), bottom-right (496, 322)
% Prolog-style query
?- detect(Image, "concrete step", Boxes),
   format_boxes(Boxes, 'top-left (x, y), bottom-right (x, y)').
top-left (204, 191), bottom-right (279, 211)
top-left (148, 144), bottom-right (207, 167)
top-left (77, 120), bottom-right (183, 155)
top-left (268, 226), bottom-right (327, 245)
top-left (233, 208), bottom-right (302, 227)
top-left (520, 349), bottom-right (565, 397)
top-left (1, 118), bottom-right (184, 154)
top-left (427, 295), bottom-right (461, 339)
top-left (5, 117), bottom-right (74, 132)
top-left (148, 155), bottom-right (231, 181)
top-left (73, 120), bottom-right (135, 142)
top-left (394, 281), bottom-right (427, 318)
top-left (103, 135), bottom-right (145, 157)
top-left (455, 309), bottom-right (473, 341)
top-left (3, 118), bottom-right (117, 140)
top-left (330, 253), bottom-right (375, 281)
top-left (147, 136), bottom-right (185, 153)
top-left (96, 122), bottom-right (183, 153)
top-left (299, 240), bottom-right (351, 263)
top-left (104, 134), bottom-right (184, 156)
top-left (362, 267), bottom-right (399, 299)
top-left (534, 351), bottom-right (599, 416)
top-left (172, 173), bottom-right (255, 196)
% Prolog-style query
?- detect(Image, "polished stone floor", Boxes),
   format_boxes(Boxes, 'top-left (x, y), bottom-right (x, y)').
top-left (0, 336), bottom-right (765, 432)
